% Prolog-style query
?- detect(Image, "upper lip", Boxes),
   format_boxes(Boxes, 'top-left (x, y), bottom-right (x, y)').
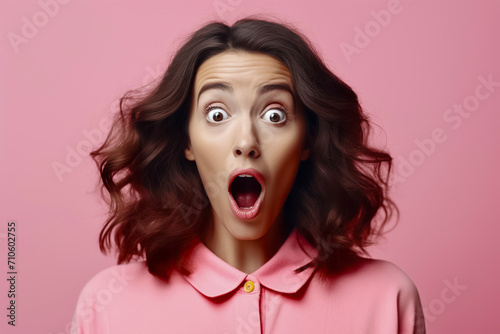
top-left (228, 168), bottom-right (265, 190)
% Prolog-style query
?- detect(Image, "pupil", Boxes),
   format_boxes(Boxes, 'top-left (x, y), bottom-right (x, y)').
top-left (270, 112), bottom-right (280, 122)
top-left (213, 112), bottom-right (222, 121)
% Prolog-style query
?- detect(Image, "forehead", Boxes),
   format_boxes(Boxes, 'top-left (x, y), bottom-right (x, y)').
top-left (193, 51), bottom-right (293, 95)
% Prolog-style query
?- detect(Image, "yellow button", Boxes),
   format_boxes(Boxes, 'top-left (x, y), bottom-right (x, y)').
top-left (244, 280), bottom-right (255, 293)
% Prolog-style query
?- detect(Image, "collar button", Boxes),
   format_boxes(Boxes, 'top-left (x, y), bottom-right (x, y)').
top-left (243, 280), bottom-right (255, 293)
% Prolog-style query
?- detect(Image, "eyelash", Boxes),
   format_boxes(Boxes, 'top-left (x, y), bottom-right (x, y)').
top-left (204, 103), bottom-right (224, 114)
top-left (267, 105), bottom-right (288, 114)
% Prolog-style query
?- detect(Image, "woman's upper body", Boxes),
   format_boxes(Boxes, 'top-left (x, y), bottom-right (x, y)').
top-left (71, 228), bottom-right (424, 334)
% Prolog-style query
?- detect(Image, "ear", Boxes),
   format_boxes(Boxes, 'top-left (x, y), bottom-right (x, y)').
top-left (184, 145), bottom-right (195, 161)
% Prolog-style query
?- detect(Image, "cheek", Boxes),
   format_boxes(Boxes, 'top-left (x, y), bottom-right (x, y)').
top-left (192, 146), bottom-right (225, 185)
top-left (265, 131), bottom-right (305, 190)
top-left (192, 150), bottom-right (228, 207)
top-left (266, 126), bottom-right (305, 166)
top-left (188, 119), bottom-right (224, 166)
top-left (189, 131), bottom-right (231, 202)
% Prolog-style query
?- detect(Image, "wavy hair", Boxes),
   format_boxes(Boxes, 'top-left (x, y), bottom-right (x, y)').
top-left (91, 17), bottom-right (397, 279)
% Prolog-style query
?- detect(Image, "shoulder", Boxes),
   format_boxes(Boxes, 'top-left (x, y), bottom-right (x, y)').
top-left (71, 262), bottom-right (150, 332)
top-left (347, 257), bottom-right (420, 298)
top-left (350, 257), bottom-right (419, 290)
top-left (316, 257), bottom-right (422, 303)
top-left (74, 260), bottom-right (194, 305)
top-left (311, 258), bottom-right (426, 333)
top-left (81, 261), bottom-right (149, 288)
top-left (352, 258), bottom-right (426, 333)
top-left (77, 261), bottom-right (148, 296)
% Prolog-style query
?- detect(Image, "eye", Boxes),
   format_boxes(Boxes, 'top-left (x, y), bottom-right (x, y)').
top-left (205, 105), bottom-right (230, 123)
top-left (262, 107), bottom-right (287, 124)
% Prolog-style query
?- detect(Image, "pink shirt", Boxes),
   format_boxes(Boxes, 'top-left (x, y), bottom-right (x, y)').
top-left (71, 229), bottom-right (425, 333)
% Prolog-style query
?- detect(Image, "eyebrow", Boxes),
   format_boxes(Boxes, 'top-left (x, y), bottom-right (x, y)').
top-left (197, 83), bottom-right (233, 103)
top-left (258, 83), bottom-right (294, 97)
top-left (196, 82), bottom-right (294, 104)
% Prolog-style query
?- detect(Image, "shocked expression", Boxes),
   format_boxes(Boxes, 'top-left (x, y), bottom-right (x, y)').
top-left (185, 51), bottom-right (309, 240)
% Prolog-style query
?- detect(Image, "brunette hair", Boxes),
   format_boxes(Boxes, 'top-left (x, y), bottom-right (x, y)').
top-left (91, 17), bottom-right (397, 278)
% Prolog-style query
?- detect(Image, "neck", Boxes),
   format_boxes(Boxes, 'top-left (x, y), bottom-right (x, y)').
top-left (202, 213), bottom-right (288, 274)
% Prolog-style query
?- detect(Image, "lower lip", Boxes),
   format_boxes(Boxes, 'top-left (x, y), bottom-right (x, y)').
top-left (228, 191), bottom-right (264, 220)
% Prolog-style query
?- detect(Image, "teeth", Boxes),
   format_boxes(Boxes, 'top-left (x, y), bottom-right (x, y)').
top-left (238, 174), bottom-right (253, 178)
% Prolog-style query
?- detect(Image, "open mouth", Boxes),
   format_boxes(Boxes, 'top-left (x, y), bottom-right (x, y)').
top-left (230, 174), bottom-right (262, 209)
top-left (227, 168), bottom-right (265, 220)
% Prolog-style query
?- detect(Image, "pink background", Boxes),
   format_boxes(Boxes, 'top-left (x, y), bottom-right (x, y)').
top-left (1, 0), bottom-right (499, 333)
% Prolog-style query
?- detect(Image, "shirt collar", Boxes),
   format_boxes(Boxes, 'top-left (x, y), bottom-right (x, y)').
top-left (182, 228), bottom-right (318, 298)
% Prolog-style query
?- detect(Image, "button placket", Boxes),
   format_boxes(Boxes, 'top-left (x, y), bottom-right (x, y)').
top-left (235, 275), bottom-right (262, 333)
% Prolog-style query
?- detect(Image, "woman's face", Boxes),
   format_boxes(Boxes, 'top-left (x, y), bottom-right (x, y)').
top-left (185, 51), bottom-right (309, 241)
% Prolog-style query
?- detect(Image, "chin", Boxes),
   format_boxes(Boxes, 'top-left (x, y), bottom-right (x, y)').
top-left (223, 217), bottom-right (273, 241)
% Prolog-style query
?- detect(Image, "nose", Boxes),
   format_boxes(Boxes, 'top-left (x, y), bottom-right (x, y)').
top-left (233, 117), bottom-right (261, 159)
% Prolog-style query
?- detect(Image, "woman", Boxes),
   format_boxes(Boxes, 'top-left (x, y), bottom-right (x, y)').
top-left (71, 18), bottom-right (425, 333)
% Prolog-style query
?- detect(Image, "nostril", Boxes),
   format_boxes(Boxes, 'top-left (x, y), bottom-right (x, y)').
top-left (234, 148), bottom-right (258, 157)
